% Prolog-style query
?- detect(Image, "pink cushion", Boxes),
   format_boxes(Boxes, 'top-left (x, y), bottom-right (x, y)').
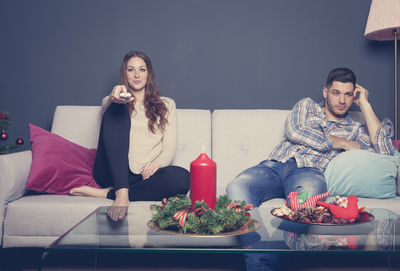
top-left (392, 139), bottom-right (400, 151)
top-left (26, 124), bottom-right (100, 195)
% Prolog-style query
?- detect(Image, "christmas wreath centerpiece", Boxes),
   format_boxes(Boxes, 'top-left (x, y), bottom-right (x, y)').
top-left (149, 194), bottom-right (258, 235)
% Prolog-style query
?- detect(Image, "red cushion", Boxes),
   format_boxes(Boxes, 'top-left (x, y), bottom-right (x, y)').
top-left (26, 124), bottom-right (100, 194)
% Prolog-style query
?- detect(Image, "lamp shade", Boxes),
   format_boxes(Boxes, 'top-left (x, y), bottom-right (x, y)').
top-left (365, 0), bottom-right (400, 40)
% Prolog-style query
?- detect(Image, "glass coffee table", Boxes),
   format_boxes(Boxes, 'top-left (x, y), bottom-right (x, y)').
top-left (42, 206), bottom-right (400, 269)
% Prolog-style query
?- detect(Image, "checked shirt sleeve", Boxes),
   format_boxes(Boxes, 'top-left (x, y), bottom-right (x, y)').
top-left (285, 98), bottom-right (333, 152)
top-left (356, 118), bottom-right (395, 155)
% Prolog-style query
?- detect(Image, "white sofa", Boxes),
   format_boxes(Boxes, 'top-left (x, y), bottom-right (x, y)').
top-left (0, 106), bottom-right (399, 248)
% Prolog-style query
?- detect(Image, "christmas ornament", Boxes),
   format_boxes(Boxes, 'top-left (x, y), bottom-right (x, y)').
top-left (0, 112), bottom-right (8, 120)
top-left (16, 138), bottom-right (24, 145)
top-left (1, 131), bottom-right (8, 141)
top-left (317, 195), bottom-right (360, 220)
top-left (286, 191), bottom-right (330, 211)
top-left (0, 97), bottom-right (24, 154)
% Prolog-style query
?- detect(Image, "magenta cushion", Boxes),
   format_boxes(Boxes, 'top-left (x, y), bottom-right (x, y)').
top-left (26, 124), bottom-right (100, 194)
top-left (392, 139), bottom-right (400, 151)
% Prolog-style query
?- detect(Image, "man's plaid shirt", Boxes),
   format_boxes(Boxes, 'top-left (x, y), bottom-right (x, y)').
top-left (268, 98), bottom-right (395, 172)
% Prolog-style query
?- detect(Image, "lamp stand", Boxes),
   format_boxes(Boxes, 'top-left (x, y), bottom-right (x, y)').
top-left (395, 29), bottom-right (398, 140)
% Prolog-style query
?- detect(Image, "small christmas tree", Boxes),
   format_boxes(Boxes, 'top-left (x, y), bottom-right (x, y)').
top-left (0, 97), bottom-right (24, 154)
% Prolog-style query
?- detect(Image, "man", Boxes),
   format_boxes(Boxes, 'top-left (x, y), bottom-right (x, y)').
top-left (227, 67), bottom-right (395, 207)
top-left (227, 67), bottom-right (395, 271)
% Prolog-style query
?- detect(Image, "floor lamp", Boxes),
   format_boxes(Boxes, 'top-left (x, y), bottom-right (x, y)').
top-left (364, 0), bottom-right (400, 140)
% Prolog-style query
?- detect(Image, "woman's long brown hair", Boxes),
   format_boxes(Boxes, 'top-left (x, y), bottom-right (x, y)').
top-left (119, 51), bottom-right (168, 133)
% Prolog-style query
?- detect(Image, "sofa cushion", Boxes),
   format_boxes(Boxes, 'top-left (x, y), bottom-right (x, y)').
top-left (2, 195), bottom-right (154, 247)
top-left (325, 150), bottom-right (399, 199)
top-left (51, 106), bottom-right (103, 149)
top-left (3, 195), bottom-right (112, 247)
top-left (212, 109), bottom-right (290, 195)
top-left (173, 109), bottom-right (212, 170)
top-left (26, 124), bottom-right (100, 195)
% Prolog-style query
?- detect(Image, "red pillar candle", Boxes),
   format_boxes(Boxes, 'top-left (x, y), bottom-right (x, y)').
top-left (190, 153), bottom-right (216, 209)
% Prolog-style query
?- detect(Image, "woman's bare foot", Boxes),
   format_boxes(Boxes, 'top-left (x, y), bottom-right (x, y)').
top-left (108, 188), bottom-right (130, 221)
top-left (69, 186), bottom-right (112, 198)
top-left (107, 206), bottom-right (128, 221)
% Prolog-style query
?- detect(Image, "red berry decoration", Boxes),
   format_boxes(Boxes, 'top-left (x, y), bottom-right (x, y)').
top-left (0, 112), bottom-right (8, 120)
top-left (0, 132), bottom-right (8, 141)
top-left (16, 138), bottom-right (24, 145)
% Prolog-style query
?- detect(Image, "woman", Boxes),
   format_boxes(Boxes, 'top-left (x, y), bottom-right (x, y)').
top-left (70, 51), bottom-right (190, 220)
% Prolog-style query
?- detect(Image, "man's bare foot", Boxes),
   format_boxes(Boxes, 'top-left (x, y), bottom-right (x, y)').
top-left (69, 186), bottom-right (112, 198)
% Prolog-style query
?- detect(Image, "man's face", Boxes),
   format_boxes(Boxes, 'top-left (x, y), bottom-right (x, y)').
top-left (323, 81), bottom-right (354, 120)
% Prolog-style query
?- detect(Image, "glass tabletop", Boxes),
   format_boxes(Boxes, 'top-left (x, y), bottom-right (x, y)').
top-left (45, 206), bottom-right (400, 254)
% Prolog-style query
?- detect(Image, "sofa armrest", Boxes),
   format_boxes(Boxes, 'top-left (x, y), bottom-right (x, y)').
top-left (0, 150), bottom-right (32, 247)
top-left (0, 150), bottom-right (32, 204)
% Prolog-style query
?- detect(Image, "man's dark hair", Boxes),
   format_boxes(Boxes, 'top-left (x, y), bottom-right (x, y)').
top-left (326, 68), bottom-right (356, 88)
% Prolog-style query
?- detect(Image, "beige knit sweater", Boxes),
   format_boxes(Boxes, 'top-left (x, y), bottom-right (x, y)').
top-left (101, 96), bottom-right (177, 174)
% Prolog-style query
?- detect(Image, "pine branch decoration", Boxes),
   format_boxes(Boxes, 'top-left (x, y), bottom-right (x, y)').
top-left (150, 194), bottom-right (255, 235)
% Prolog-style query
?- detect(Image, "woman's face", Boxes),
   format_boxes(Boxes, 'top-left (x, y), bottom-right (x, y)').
top-left (126, 56), bottom-right (148, 91)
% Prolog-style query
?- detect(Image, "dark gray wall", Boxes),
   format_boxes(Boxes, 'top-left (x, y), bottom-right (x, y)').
top-left (0, 0), bottom-right (397, 151)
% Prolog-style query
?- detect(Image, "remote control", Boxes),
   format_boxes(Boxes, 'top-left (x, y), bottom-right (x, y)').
top-left (119, 92), bottom-right (132, 99)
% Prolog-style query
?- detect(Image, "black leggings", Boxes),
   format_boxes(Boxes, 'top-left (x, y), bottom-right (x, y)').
top-left (93, 103), bottom-right (190, 201)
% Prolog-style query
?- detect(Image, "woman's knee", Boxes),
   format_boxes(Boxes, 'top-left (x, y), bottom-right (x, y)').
top-left (161, 165), bottom-right (189, 178)
top-left (159, 166), bottom-right (190, 192)
top-left (102, 103), bottom-right (130, 127)
top-left (105, 103), bottom-right (129, 116)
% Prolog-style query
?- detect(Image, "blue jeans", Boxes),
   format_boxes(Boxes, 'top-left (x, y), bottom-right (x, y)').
top-left (227, 158), bottom-right (327, 271)
top-left (226, 158), bottom-right (327, 207)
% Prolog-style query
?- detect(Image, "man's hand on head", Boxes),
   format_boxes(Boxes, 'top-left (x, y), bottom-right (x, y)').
top-left (331, 135), bottom-right (362, 151)
top-left (353, 84), bottom-right (370, 108)
top-left (351, 83), bottom-right (381, 143)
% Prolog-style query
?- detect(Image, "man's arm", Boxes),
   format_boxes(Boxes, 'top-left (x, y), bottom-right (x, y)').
top-left (353, 84), bottom-right (380, 142)
top-left (353, 84), bottom-right (395, 155)
top-left (330, 135), bottom-right (362, 151)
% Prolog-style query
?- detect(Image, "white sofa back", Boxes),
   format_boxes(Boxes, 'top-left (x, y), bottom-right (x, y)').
top-left (50, 106), bottom-right (212, 171)
top-left (50, 106), bottom-right (399, 197)
top-left (211, 109), bottom-right (399, 197)
top-left (212, 109), bottom-right (291, 195)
